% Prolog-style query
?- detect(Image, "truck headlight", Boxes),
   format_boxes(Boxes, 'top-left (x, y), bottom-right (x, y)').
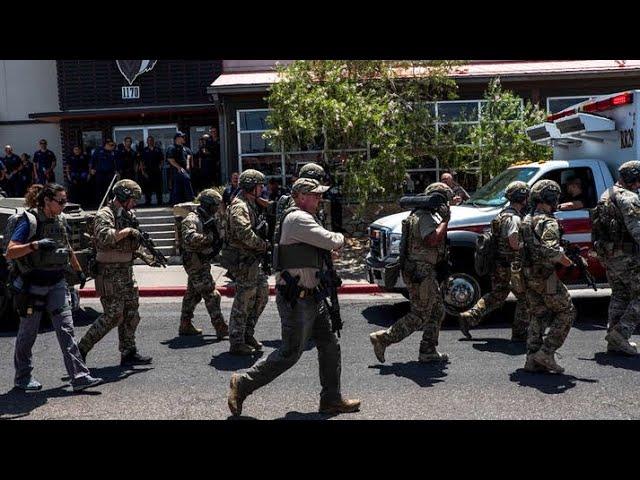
top-left (388, 233), bottom-right (402, 255)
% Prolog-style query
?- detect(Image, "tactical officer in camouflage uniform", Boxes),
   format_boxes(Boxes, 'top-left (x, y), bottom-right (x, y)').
top-left (178, 188), bottom-right (229, 338)
top-left (220, 169), bottom-right (269, 355)
top-left (520, 179), bottom-right (575, 373)
top-left (227, 178), bottom-right (360, 417)
top-left (369, 182), bottom-right (453, 364)
top-left (458, 181), bottom-right (531, 341)
top-left (78, 180), bottom-right (153, 366)
top-left (595, 161), bottom-right (640, 355)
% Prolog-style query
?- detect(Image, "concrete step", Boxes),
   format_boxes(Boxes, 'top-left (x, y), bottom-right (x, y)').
top-left (134, 208), bottom-right (174, 218)
top-left (151, 238), bottom-right (175, 248)
top-left (141, 223), bottom-right (177, 233)
top-left (137, 215), bottom-right (175, 224)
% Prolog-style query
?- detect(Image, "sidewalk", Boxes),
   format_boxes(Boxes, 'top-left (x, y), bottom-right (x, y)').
top-left (79, 262), bottom-right (381, 298)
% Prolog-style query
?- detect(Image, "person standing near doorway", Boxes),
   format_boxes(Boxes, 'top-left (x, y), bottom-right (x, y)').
top-left (65, 146), bottom-right (90, 205)
top-left (116, 137), bottom-right (137, 181)
top-left (90, 139), bottom-right (118, 207)
top-left (140, 136), bottom-right (165, 206)
top-left (166, 131), bottom-right (195, 204)
top-left (34, 139), bottom-right (57, 184)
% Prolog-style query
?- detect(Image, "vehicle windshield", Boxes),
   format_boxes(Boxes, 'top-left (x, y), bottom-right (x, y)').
top-left (465, 167), bottom-right (539, 207)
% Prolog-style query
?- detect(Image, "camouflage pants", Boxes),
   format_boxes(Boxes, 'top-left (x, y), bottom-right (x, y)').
top-left (227, 260), bottom-right (269, 346)
top-left (605, 256), bottom-right (640, 339)
top-left (466, 264), bottom-right (529, 337)
top-left (525, 273), bottom-right (575, 355)
top-left (180, 255), bottom-right (222, 324)
top-left (379, 268), bottom-right (445, 354)
top-left (78, 263), bottom-right (141, 356)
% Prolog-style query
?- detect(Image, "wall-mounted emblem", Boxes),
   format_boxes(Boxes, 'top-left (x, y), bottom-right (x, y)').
top-left (116, 60), bottom-right (158, 85)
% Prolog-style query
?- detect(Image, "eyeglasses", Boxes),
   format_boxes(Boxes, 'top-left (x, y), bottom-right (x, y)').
top-left (52, 198), bottom-right (67, 206)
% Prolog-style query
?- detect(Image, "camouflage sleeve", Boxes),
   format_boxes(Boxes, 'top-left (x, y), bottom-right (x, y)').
top-left (229, 202), bottom-right (267, 252)
top-left (182, 214), bottom-right (211, 249)
top-left (537, 218), bottom-right (564, 263)
top-left (618, 191), bottom-right (640, 245)
top-left (94, 208), bottom-right (119, 249)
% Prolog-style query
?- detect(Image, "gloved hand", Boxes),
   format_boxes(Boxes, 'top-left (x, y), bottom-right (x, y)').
top-left (35, 238), bottom-right (57, 251)
top-left (78, 272), bottom-right (87, 289)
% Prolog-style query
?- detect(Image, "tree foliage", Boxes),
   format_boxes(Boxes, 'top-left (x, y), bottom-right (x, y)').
top-left (467, 78), bottom-right (552, 180)
top-left (264, 60), bottom-right (462, 212)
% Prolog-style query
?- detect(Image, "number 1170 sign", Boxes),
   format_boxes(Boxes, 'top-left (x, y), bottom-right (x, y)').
top-left (122, 86), bottom-right (140, 99)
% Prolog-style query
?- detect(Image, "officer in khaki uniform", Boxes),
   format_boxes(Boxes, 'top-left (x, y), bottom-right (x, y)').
top-left (459, 181), bottom-right (531, 341)
top-left (369, 182), bottom-right (453, 364)
top-left (519, 180), bottom-right (575, 373)
top-left (219, 169), bottom-right (269, 355)
top-left (178, 188), bottom-right (229, 338)
top-left (78, 180), bottom-right (153, 366)
top-left (595, 161), bottom-right (640, 355)
top-left (228, 178), bottom-right (360, 417)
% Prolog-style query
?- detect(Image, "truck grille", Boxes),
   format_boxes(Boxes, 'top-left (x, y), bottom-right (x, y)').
top-left (369, 227), bottom-right (388, 260)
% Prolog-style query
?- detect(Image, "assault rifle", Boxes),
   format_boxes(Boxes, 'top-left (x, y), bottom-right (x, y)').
top-left (122, 210), bottom-right (168, 268)
top-left (255, 214), bottom-right (272, 275)
top-left (561, 239), bottom-right (597, 291)
top-left (316, 250), bottom-right (343, 337)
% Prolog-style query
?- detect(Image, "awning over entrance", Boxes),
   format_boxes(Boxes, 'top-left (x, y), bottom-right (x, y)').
top-left (208, 60), bottom-right (640, 92)
top-left (29, 104), bottom-right (214, 123)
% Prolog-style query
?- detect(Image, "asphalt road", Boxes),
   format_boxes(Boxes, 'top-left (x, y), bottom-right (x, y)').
top-left (1, 291), bottom-right (639, 420)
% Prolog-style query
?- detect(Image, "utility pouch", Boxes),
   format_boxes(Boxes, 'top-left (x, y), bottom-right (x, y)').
top-left (545, 272), bottom-right (558, 295)
top-left (94, 274), bottom-right (114, 297)
top-left (13, 291), bottom-right (33, 316)
top-left (510, 261), bottom-right (525, 294)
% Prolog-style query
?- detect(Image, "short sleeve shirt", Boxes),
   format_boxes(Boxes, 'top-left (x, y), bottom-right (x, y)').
top-left (417, 211), bottom-right (438, 239)
top-left (501, 214), bottom-right (521, 238)
top-left (166, 144), bottom-right (190, 169)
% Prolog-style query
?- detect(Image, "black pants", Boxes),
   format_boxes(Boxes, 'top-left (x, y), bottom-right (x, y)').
top-left (143, 170), bottom-right (164, 205)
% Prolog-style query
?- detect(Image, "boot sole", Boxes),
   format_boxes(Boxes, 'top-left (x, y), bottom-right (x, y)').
top-left (228, 376), bottom-right (243, 416)
top-left (73, 378), bottom-right (103, 392)
top-left (319, 405), bottom-right (361, 415)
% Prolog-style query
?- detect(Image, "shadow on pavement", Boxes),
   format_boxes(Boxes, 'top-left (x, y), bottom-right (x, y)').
top-left (88, 366), bottom-right (153, 385)
top-left (471, 338), bottom-right (527, 356)
top-left (369, 361), bottom-right (448, 388)
top-left (275, 411), bottom-right (337, 420)
top-left (226, 415), bottom-right (258, 421)
top-left (0, 385), bottom-right (99, 420)
top-left (509, 369), bottom-right (598, 395)
top-left (361, 302), bottom-right (409, 328)
top-left (161, 335), bottom-right (218, 349)
top-left (581, 351), bottom-right (640, 372)
top-left (72, 307), bottom-right (103, 327)
top-left (572, 322), bottom-right (608, 332)
top-left (210, 351), bottom-right (264, 371)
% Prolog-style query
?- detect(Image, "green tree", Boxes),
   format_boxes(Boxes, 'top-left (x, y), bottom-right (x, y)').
top-left (264, 60), bottom-right (462, 212)
top-left (467, 78), bottom-right (552, 181)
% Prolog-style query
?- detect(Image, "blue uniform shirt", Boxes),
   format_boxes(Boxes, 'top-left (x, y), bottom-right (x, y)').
top-left (33, 149), bottom-right (56, 173)
top-left (90, 147), bottom-right (117, 174)
top-left (66, 154), bottom-right (90, 179)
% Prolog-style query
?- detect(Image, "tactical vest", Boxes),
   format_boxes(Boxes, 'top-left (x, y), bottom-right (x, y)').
top-left (95, 203), bottom-right (138, 263)
top-left (520, 211), bottom-right (558, 276)
top-left (491, 206), bottom-right (520, 261)
top-left (181, 211), bottom-right (217, 255)
top-left (15, 208), bottom-right (70, 274)
top-left (404, 211), bottom-right (446, 267)
top-left (591, 186), bottom-right (636, 257)
top-left (223, 194), bottom-right (259, 251)
top-left (272, 206), bottom-right (324, 270)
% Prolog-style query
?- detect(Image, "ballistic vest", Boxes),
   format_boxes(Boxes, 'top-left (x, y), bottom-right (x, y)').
top-left (15, 208), bottom-right (70, 274)
top-left (95, 202), bottom-right (138, 263)
top-left (405, 211), bottom-right (446, 266)
top-left (273, 206), bottom-right (324, 270)
top-left (491, 206), bottom-right (520, 260)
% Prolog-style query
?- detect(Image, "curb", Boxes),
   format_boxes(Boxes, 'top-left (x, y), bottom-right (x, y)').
top-left (79, 283), bottom-right (383, 298)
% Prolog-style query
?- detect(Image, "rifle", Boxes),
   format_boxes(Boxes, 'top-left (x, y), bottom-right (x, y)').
top-left (315, 250), bottom-right (343, 337)
top-left (200, 209), bottom-right (223, 260)
top-left (561, 239), bottom-right (597, 291)
top-left (122, 210), bottom-right (168, 268)
top-left (254, 213), bottom-right (272, 275)
top-left (98, 173), bottom-right (119, 212)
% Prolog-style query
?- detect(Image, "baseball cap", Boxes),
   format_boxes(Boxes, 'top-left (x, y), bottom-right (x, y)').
top-left (292, 178), bottom-right (330, 194)
top-left (174, 131), bottom-right (186, 139)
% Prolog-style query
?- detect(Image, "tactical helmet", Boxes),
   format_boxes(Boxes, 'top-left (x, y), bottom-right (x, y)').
top-left (113, 179), bottom-right (142, 202)
top-left (239, 169), bottom-right (266, 191)
top-left (298, 163), bottom-right (326, 182)
top-left (424, 182), bottom-right (454, 201)
top-left (197, 188), bottom-right (222, 209)
top-left (619, 161), bottom-right (640, 185)
top-left (530, 179), bottom-right (561, 207)
top-left (505, 181), bottom-right (530, 203)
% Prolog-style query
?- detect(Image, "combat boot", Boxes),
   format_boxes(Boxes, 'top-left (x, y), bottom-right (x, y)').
top-left (369, 331), bottom-right (388, 363)
top-left (418, 350), bottom-right (449, 363)
top-left (524, 353), bottom-right (549, 373)
top-left (319, 397), bottom-right (361, 415)
top-left (212, 317), bottom-right (229, 340)
top-left (245, 335), bottom-right (263, 351)
top-left (229, 343), bottom-right (255, 356)
top-left (228, 373), bottom-right (246, 417)
top-left (530, 349), bottom-right (564, 374)
top-left (121, 350), bottom-right (153, 366)
top-left (179, 320), bottom-right (203, 336)
top-left (605, 330), bottom-right (639, 356)
top-left (458, 312), bottom-right (473, 339)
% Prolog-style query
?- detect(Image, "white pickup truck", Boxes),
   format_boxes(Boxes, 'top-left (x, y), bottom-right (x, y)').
top-left (365, 90), bottom-right (640, 312)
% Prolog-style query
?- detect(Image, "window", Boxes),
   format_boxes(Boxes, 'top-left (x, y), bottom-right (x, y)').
top-left (546, 96), bottom-right (592, 114)
top-left (539, 167), bottom-right (598, 209)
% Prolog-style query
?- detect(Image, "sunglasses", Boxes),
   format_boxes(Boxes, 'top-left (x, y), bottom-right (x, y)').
top-left (52, 198), bottom-right (67, 206)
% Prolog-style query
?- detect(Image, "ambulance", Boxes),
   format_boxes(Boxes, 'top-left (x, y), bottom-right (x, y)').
top-left (365, 90), bottom-right (640, 313)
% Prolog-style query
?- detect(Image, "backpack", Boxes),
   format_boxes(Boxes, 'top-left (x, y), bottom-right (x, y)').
top-left (590, 187), bottom-right (629, 257)
top-left (474, 229), bottom-right (495, 277)
top-left (2, 209), bottom-right (37, 254)
top-left (173, 203), bottom-right (221, 256)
